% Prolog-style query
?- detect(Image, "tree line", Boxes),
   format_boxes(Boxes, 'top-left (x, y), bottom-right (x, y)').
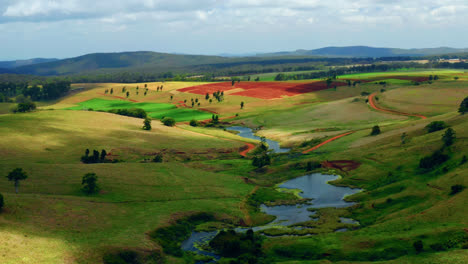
top-left (0, 80), bottom-right (71, 102)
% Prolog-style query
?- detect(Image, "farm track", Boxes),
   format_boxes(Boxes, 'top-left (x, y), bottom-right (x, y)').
top-left (302, 132), bottom-right (355, 154)
top-left (368, 93), bottom-right (427, 119)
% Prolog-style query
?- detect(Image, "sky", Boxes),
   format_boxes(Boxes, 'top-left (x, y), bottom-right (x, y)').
top-left (1, 0), bottom-right (468, 60)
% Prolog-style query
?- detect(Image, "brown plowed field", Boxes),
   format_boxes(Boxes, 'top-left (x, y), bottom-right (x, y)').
top-left (178, 81), bottom-right (347, 99)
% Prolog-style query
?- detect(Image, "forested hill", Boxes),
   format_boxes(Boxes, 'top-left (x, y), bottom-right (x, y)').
top-left (12, 52), bottom-right (233, 76)
top-left (259, 46), bottom-right (468, 58)
top-left (0, 58), bottom-right (58, 69)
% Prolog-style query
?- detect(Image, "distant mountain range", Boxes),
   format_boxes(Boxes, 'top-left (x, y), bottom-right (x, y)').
top-left (257, 46), bottom-right (468, 58)
top-left (0, 58), bottom-right (58, 69)
top-left (2, 46), bottom-right (467, 77)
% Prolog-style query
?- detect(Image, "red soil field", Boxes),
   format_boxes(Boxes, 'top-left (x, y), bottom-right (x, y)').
top-left (178, 81), bottom-right (347, 99)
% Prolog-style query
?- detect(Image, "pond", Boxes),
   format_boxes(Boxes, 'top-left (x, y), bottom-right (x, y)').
top-left (182, 173), bottom-right (362, 260)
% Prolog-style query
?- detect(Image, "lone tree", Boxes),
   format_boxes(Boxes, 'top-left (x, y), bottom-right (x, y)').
top-left (126, 91), bottom-right (130, 98)
top-left (0, 193), bottom-right (4, 211)
top-left (370, 125), bottom-right (381, 136)
top-left (240, 101), bottom-right (244, 109)
top-left (82, 173), bottom-right (99, 194)
top-left (6, 168), bottom-right (28, 194)
top-left (143, 117), bottom-right (152, 130)
top-left (458, 96), bottom-right (468, 114)
top-left (442, 128), bottom-right (456, 146)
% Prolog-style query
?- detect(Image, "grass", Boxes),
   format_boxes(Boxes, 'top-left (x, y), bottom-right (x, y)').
top-left (66, 98), bottom-right (212, 122)
top-left (1, 69), bottom-right (468, 263)
top-left (0, 110), bottom-right (251, 263)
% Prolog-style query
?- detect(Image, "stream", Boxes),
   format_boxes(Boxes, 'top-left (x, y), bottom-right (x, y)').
top-left (227, 126), bottom-right (290, 153)
top-left (181, 127), bottom-right (362, 262)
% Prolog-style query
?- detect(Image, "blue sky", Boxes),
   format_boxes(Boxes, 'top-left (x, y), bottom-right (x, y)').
top-left (1, 0), bottom-right (467, 60)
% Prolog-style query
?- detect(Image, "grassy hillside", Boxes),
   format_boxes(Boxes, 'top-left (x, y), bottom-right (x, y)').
top-left (0, 110), bottom-right (252, 263)
top-left (0, 69), bottom-right (467, 263)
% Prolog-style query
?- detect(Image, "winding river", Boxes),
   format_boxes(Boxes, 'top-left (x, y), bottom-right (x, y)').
top-left (227, 126), bottom-right (290, 153)
top-left (181, 127), bottom-right (362, 261)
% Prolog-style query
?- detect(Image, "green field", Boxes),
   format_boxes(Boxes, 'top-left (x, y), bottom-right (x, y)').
top-left (66, 98), bottom-right (212, 122)
top-left (1, 69), bottom-right (467, 264)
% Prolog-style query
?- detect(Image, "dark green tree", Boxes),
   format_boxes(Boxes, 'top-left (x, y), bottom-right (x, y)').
top-left (82, 173), bottom-right (99, 194)
top-left (6, 168), bottom-right (28, 194)
top-left (100, 149), bottom-right (107, 161)
top-left (458, 96), bottom-right (468, 114)
top-left (370, 125), bottom-right (381, 136)
top-left (240, 101), bottom-right (244, 109)
top-left (442, 128), bottom-right (456, 146)
top-left (110, 88), bottom-right (113, 94)
top-left (126, 91), bottom-right (130, 98)
top-left (153, 153), bottom-right (163, 163)
top-left (189, 119), bottom-right (198, 127)
top-left (143, 117), bottom-right (152, 130)
top-left (0, 193), bottom-right (4, 211)
top-left (425, 121), bottom-right (447, 133)
top-left (162, 117), bottom-right (175, 127)
top-left (413, 240), bottom-right (424, 253)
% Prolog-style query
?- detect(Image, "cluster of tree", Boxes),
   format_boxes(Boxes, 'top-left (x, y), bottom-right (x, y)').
top-left (252, 143), bottom-right (271, 168)
top-left (11, 96), bottom-right (36, 113)
top-left (212, 90), bottom-right (224, 102)
top-left (419, 128), bottom-right (456, 170)
top-left (0, 80), bottom-right (70, 102)
top-left (209, 229), bottom-right (264, 262)
top-left (107, 108), bottom-right (147, 118)
top-left (81, 149), bottom-right (109, 164)
top-left (425, 121), bottom-right (447, 133)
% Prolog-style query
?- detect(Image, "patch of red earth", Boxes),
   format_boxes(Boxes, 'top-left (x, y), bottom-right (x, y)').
top-left (302, 132), bottom-right (355, 154)
top-left (368, 93), bottom-right (427, 119)
top-left (321, 160), bottom-right (361, 171)
top-left (178, 81), bottom-right (347, 100)
top-left (239, 143), bottom-right (255, 157)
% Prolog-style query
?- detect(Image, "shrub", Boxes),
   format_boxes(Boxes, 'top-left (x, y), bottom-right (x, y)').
top-left (413, 240), bottom-right (424, 253)
top-left (142, 117), bottom-right (152, 130)
top-left (103, 250), bottom-right (141, 264)
top-left (419, 150), bottom-right (449, 170)
top-left (425, 121), bottom-right (447, 133)
top-left (450, 184), bottom-right (465, 195)
top-left (442, 128), bottom-right (456, 147)
top-left (189, 119), bottom-right (198, 127)
top-left (459, 96), bottom-right (468, 114)
top-left (161, 117), bottom-right (175, 127)
top-left (82, 173), bottom-right (100, 195)
top-left (370, 125), bottom-right (381, 136)
top-left (152, 153), bottom-right (163, 163)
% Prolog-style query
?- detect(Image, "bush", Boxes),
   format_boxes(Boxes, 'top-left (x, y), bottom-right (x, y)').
top-left (450, 184), bottom-right (465, 195)
top-left (161, 117), bottom-right (175, 127)
top-left (12, 101), bottom-right (36, 113)
top-left (370, 125), bottom-right (381, 136)
top-left (413, 240), bottom-right (424, 253)
top-left (0, 193), bottom-right (3, 211)
top-left (152, 153), bottom-right (163, 163)
top-left (103, 250), bottom-right (141, 264)
top-left (425, 121), bottom-right (447, 133)
top-left (459, 96), bottom-right (468, 114)
top-left (82, 173), bottom-right (100, 195)
top-left (442, 128), bottom-right (456, 146)
top-left (108, 108), bottom-right (147, 118)
top-left (419, 150), bottom-right (449, 170)
top-left (142, 117), bottom-right (151, 130)
top-left (189, 119), bottom-right (198, 127)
